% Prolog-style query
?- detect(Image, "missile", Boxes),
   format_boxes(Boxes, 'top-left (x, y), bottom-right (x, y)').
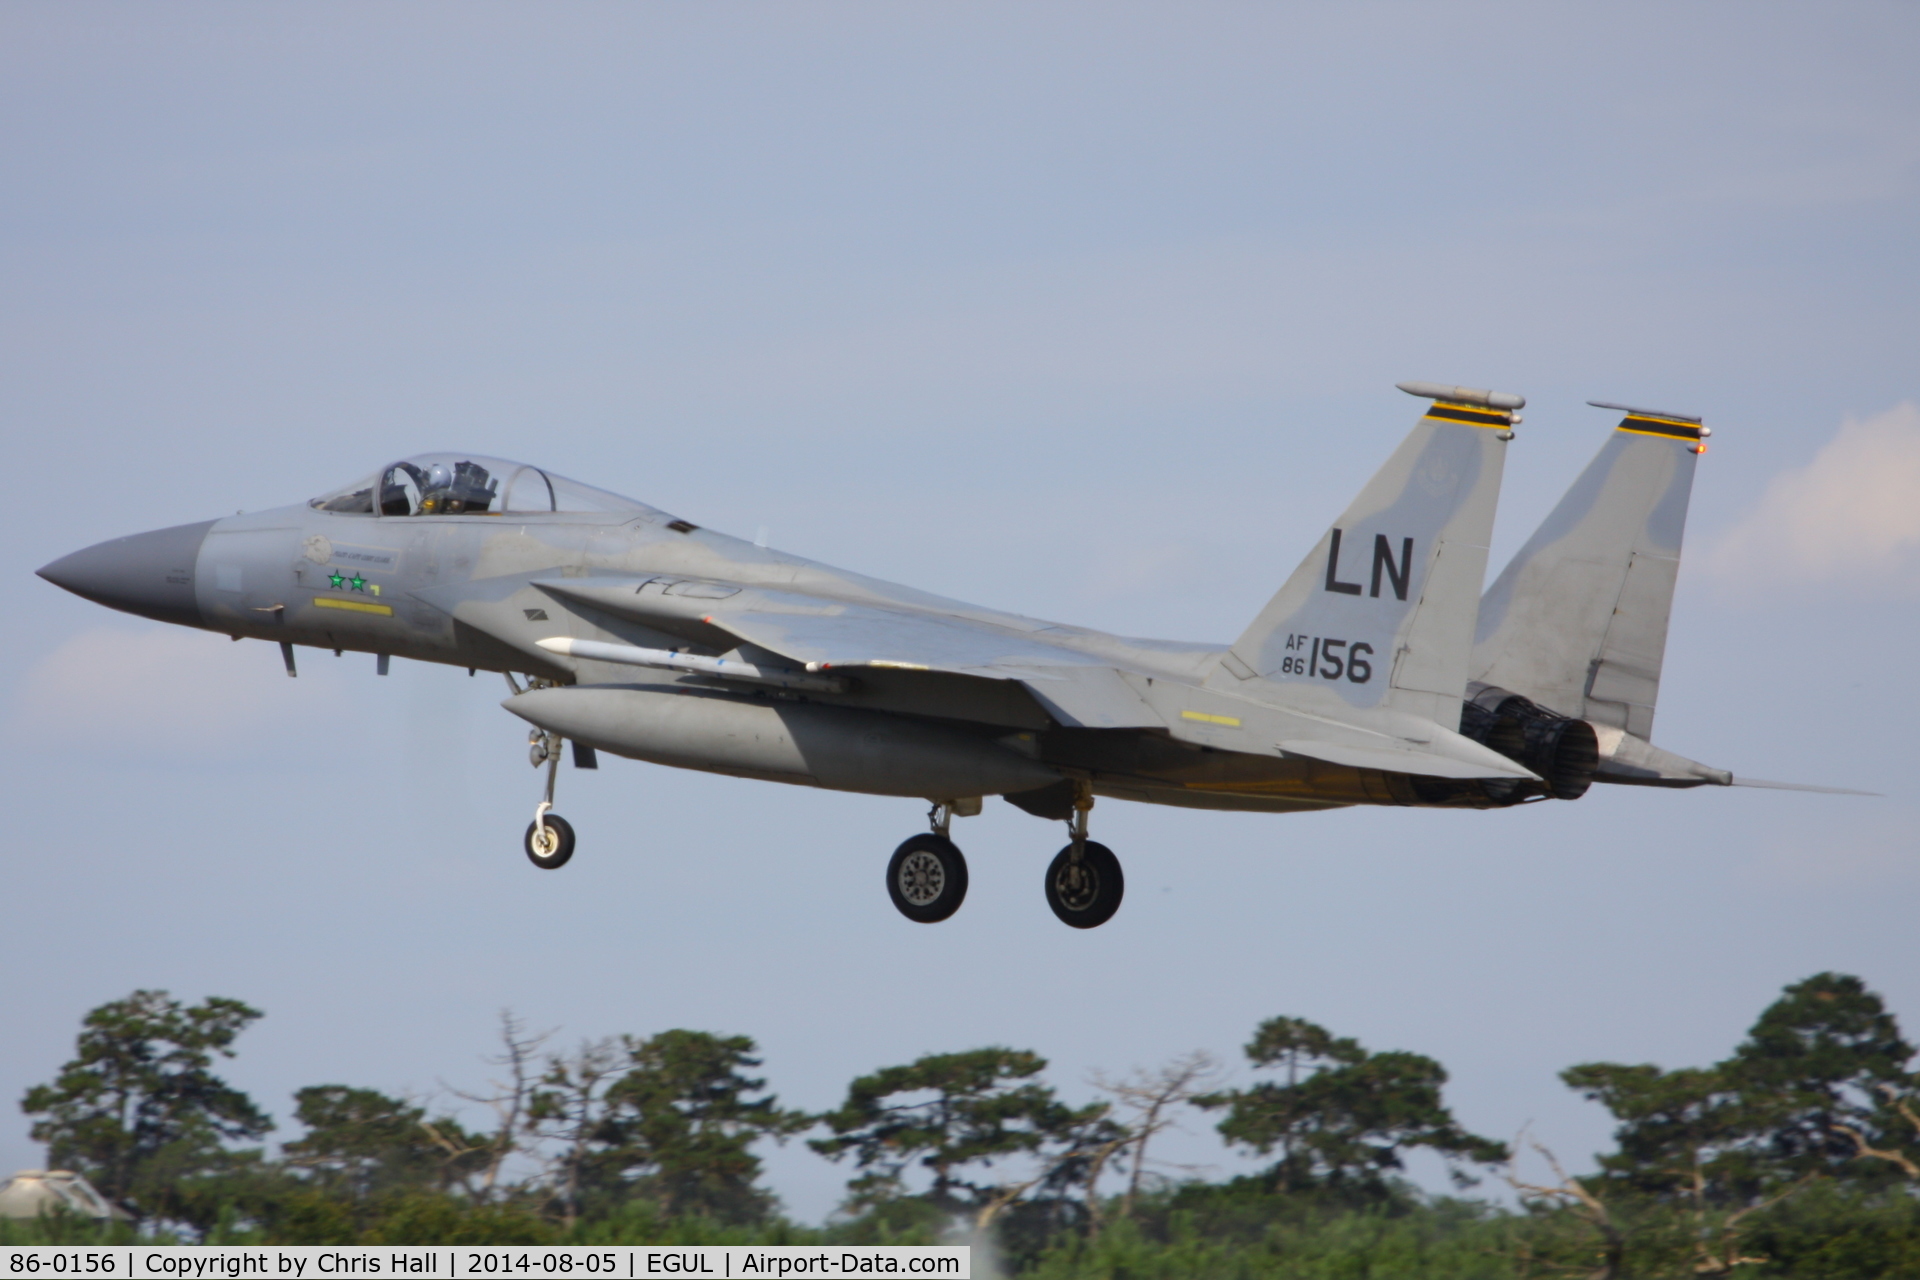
top-left (535, 635), bottom-right (850, 694)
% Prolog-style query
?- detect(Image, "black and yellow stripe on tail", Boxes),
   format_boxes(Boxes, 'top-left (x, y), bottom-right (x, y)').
top-left (1423, 401), bottom-right (1515, 428)
top-left (1617, 413), bottom-right (1704, 441)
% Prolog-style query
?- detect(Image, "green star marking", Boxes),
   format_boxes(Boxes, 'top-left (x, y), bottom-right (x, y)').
top-left (328, 572), bottom-right (344, 589)
top-left (349, 574), bottom-right (367, 592)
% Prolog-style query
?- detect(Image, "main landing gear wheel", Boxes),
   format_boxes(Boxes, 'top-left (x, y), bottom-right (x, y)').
top-left (1045, 840), bottom-right (1123, 928)
top-left (1045, 783), bottom-right (1121, 928)
top-left (525, 813), bottom-right (576, 870)
top-left (887, 834), bottom-right (969, 923)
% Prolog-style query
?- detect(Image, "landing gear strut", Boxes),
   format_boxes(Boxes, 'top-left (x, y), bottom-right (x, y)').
top-left (523, 726), bottom-right (575, 870)
top-left (885, 801), bottom-right (972, 923)
top-left (507, 672), bottom-right (577, 870)
top-left (1044, 783), bottom-right (1123, 928)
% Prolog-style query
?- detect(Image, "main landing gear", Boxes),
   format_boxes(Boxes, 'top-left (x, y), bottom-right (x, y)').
top-left (1044, 784), bottom-right (1123, 929)
top-left (882, 783), bottom-right (1125, 928)
top-left (886, 801), bottom-right (972, 923)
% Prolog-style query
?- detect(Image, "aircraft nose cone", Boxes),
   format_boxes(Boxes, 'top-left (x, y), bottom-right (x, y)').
top-left (37, 520), bottom-right (217, 627)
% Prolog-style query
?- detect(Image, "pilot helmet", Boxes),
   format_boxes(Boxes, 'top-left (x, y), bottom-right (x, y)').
top-left (423, 462), bottom-right (455, 493)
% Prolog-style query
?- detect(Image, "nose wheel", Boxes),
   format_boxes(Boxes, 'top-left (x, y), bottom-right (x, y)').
top-left (1043, 785), bottom-right (1123, 928)
top-left (525, 806), bottom-right (576, 870)
top-left (885, 801), bottom-right (973, 923)
top-left (523, 725), bottom-right (575, 870)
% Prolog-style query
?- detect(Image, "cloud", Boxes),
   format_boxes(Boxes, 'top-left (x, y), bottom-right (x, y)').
top-left (11, 626), bottom-right (347, 761)
top-left (1708, 403), bottom-right (1920, 593)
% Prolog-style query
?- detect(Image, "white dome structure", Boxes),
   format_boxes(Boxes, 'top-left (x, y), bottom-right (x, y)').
top-left (0, 1170), bottom-right (128, 1221)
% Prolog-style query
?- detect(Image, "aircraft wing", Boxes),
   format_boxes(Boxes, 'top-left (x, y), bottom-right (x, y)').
top-left (532, 576), bottom-right (1171, 728)
top-left (534, 577), bottom-right (1109, 675)
top-left (531, 576), bottom-right (1536, 779)
top-left (666, 593), bottom-right (1104, 680)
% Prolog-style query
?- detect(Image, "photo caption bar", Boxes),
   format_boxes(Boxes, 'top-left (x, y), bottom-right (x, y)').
top-left (3, 1247), bottom-right (967, 1280)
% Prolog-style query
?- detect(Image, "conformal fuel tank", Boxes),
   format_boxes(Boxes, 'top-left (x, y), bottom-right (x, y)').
top-left (506, 684), bottom-right (1060, 798)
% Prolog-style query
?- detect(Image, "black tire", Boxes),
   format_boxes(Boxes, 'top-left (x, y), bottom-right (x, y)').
top-left (886, 834), bottom-right (969, 923)
top-left (524, 814), bottom-right (576, 870)
top-left (1044, 840), bottom-right (1123, 928)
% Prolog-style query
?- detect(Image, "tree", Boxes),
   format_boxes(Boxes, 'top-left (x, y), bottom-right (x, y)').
top-left (1834, 1084), bottom-right (1920, 1181)
top-left (444, 1010), bottom-right (553, 1203)
top-left (1542, 974), bottom-right (1918, 1276)
top-left (525, 1038), bottom-right (623, 1226)
top-left (1558, 1061), bottom-right (1753, 1201)
top-left (1087, 1050), bottom-right (1223, 1231)
top-left (577, 1029), bottom-right (808, 1223)
top-left (19, 990), bottom-right (272, 1221)
top-left (281, 1086), bottom-right (487, 1199)
top-left (1502, 1133), bottom-right (1630, 1280)
top-left (1726, 971), bottom-right (1916, 1183)
top-left (811, 1047), bottom-right (1102, 1215)
top-left (1563, 972), bottom-right (1919, 1203)
top-left (1196, 1015), bottom-right (1506, 1196)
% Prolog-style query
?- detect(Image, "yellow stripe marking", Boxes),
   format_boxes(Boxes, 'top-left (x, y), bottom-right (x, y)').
top-left (313, 596), bottom-right (394, 616)
top-left (1425, 401), bottom-right (1514, 429)
top-left (1181, 710), bottom-right (1242, 727)
top-left (867, 660), bottom-right (931, 670)
top-left (1615, 417), bottom-right (1702, 438)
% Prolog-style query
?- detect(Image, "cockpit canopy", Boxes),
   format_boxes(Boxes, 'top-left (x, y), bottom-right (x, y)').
top-left (310, 454), bottom-right (647, 517)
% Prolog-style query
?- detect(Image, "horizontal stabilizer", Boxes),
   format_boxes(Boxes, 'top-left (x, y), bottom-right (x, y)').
top-left (1129, 678), bottom-right (1539, 779)
top-left (1731, 777), bottom-right (1879, 796)
top-left (1277, 736), bottom-right (1539, 780)
top-left (1590, 728), bottom-right (1730, 788)
top-left (1589, 729), bottom-right (1874, 795)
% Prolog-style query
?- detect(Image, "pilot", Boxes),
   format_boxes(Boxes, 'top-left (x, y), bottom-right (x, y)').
top-left (419, 461), bottom-right (455, 514)
top-left (418, 460), bottom-right (497, 515)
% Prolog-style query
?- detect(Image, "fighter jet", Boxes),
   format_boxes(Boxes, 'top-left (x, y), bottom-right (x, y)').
top-left (36, 382), bottom-right (1846, 929)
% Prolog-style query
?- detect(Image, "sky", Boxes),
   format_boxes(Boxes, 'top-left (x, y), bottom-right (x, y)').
top-left (2, 2), bottom-right (1918, 1223)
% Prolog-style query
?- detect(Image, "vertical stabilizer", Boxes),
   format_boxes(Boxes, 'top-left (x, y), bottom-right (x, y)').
top-left (1471, 403), bottom-right (1707, 739)
top-left (1212, 382), bottom-right (1516, 729)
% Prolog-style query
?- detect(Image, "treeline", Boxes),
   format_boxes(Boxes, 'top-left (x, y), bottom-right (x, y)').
top-left (9, 974), bottom-right (1920, 1277)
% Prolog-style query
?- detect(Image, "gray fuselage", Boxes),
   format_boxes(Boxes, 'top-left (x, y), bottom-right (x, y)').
top-left (40, 485), bottom-right (1470, 816)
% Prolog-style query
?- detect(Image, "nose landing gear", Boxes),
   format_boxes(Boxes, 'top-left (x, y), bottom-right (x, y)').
top-left (523, 727), bottom-right (575, 870)
top-left (1043, 784), bottom-right (1123, 928)
top-left (885, 800), bottom-right (973, 923)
